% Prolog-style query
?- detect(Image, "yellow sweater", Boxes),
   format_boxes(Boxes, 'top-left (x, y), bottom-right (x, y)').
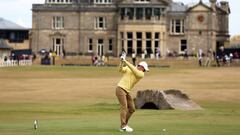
top-left (117, 60), bottom-right (144, 92)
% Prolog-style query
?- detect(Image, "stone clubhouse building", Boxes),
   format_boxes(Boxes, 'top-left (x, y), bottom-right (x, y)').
top-left (31, 0), bottom-right (230, 57)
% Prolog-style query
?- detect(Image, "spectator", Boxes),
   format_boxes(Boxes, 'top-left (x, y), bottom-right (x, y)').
top-left (216, 55), bottom-right (220, 67)
top-left (224, 54), bottom-right (231, 66)
top-left (101, 55), bottom-right (105, 66)
top-left (62, 49), bottom-right (66, 59)
top-left (4, 56), bottom-right (8, 62)
top-left (213, 51), bottom-right (216, 61)
top-left (91, 54), bottom-right (97, 66)
top-left (197, 49), bottom-right (203, 67)
top-left (11, 53), bottom-right (16, 60)
top-left (205, 49), bottom-right (213, 67)
top-left (234, 51), bottom-right (239, 59)
top-left (33, 53), bottom-right (37, 61)
top-left (132, 50), bottom-right (136, 66)
top-left (144, 49), bottom-right (147, 58)
top-left (51, 51), bottom-right (57, 65)
top-left (173, 50), bottom-right (178, 57)
top-left (229, 53), bottom-right (233, 63)
top-left (156, 47), bottom-right (160, 60)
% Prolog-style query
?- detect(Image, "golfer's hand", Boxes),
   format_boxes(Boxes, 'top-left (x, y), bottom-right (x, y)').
top-left (120, 53), bottom-right (126, 61)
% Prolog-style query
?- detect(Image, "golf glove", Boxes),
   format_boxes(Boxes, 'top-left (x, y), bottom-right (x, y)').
top-left (120, 55), bottom-right (126, 61)
top-left (120, 53), bottom-right (126, 61)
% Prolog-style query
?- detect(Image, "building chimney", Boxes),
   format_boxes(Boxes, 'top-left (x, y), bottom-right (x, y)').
top-left (209, 0), bottom-right (217, 11)
top-left (220, 1), bottom-right (230, 13)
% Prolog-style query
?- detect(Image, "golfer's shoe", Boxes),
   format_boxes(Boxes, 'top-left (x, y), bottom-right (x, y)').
top-left (119, 125), bottom-right (133, 132)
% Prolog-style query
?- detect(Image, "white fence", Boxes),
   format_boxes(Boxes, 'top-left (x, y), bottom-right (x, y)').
top-left (0, 60), bottom-right (32, 67)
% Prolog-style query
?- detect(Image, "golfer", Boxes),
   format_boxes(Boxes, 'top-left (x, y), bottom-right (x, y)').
top-left (116, 53), bottom-right (149, 132)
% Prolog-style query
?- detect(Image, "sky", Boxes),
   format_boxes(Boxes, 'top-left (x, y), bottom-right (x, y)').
top-left (0, 0), bottom-right (239, 36)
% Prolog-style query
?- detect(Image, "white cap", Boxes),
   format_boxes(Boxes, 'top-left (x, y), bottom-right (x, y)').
top-left (138, 61), bottom-right (149, 72)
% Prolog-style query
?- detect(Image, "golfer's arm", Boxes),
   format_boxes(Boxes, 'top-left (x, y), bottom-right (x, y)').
top-left (118, 61), bottom-right (126, 73)
top-left (124, 60), bottom-right (144, 78)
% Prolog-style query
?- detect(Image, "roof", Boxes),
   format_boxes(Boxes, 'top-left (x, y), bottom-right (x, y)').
top-left (0, 18), bottom-right (28, 30)
top-left (169, 2), bottom-right (187, 12)
top-left (0, 39), bottom-right (12, 49)
top-left (187, 0), bottom-right (212, 11)
top-left (187, 2), bottom-right (211, 8)
top-left (187, 1), bottom-right (229, 14)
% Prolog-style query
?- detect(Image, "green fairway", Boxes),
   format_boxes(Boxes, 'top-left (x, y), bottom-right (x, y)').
top-left (0, 66), bottom-right (240, 135)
